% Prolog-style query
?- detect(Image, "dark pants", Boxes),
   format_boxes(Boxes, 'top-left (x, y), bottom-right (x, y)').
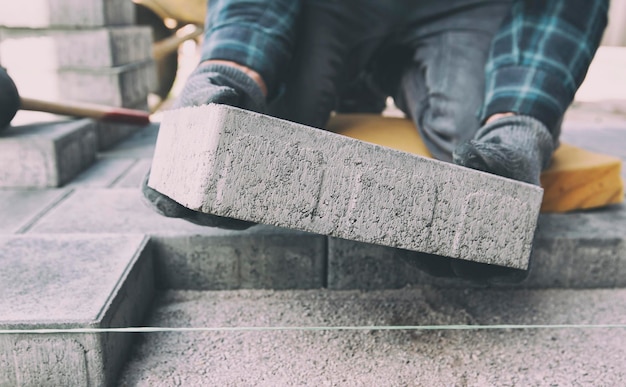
top-left (202, 0), bottom-right (512, 161)
top-left (271, 0), bottom-right (512, 162)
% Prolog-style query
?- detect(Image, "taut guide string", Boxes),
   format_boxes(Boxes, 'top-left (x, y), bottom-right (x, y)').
top-left (1, 324), bottom-right (626, 335)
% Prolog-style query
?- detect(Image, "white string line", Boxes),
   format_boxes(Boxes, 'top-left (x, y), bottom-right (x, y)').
top-left (1, 324), bottom-right (626, 335)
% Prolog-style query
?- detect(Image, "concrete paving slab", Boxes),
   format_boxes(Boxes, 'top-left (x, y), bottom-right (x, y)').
top-left (328, 203), bottom-right (626, 289)
top-left (0, 26), bottom-right (152, 69)
top-left (96, 121), bottom-right (149, 151)
top-left (118, 288), bottom-right (626, 386)
top-left (0, 118), bottom-right (97, 188)
top-left (149, 105), bottom-right (543, 269)
top-left (153, 228), bottom-right (327, 290)
top-left (59, 60), bottom-right (157, 107)
top-left (0, 234), bottom-right (153, 387)
top-left (6, 60), bottom-right (156, 107)
top-left (67, 158), bottom-right (136, 188)
top-left (0, 0), bottom-right (134, 28)
top-left (112, 159), bottom-right (152, 188)
top-left (100, 122), bottom-right (158, 159)
top-left (0, 189), bottom-right (70, 233)
top-left (27, 189), bottom-right (327, 290)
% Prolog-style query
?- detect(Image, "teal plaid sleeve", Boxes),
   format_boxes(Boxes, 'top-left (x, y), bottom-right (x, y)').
top-left (201, 0), bottom-right (301, 97)
top-left (481, 0), bottom-right (609, 130)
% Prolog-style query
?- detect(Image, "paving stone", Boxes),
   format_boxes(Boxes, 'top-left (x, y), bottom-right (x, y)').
top-left (149, 105), bottom-right (543, 269)
top-left (0, 119), bottom-right (97, 188)
top-left (118, 288), bottom-right (626, 386)
top-left (67, 158), bottom-right (136, 188)
top-left (0, 0), bottom-right (135, 28)
top-left (153, 228), bottom-right (327, 290)
top-left (111, 159), bottom-right (152, 188)
top-left (6, 60), bottom-right (157, 107)
top-left (0, 189), bottom-right (70, 233)
top-left (0, 234), bottom-right (153, 386)
top-left (96, 119), bottom-right (150, 151)
top-left (0, 26), bottom-right (153, 69)
top-left (27, 189), bottom-right (327, 290)
top-left (328, 203), bottom-right (626, 289)
top-left (100, 122), bottom-right (158, 159)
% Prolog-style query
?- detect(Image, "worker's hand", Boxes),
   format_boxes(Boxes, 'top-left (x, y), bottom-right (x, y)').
top-left (0, 67), bottom-right (20, 130)
top-left (172, 61), bottom-right (266, 114)
top-left (141, 60), bottom-right (265, 230)
top-left (452, 115), bottom-right (555, 186)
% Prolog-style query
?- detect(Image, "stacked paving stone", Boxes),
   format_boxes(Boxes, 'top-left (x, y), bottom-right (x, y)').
top-left (0, 0), bottom-right (157, 188)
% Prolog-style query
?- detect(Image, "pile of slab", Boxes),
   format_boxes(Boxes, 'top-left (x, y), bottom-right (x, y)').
top-left (0, 0), bottom-right (156, 188)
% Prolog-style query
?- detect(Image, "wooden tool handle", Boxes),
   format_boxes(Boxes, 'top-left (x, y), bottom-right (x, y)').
top-left (20, 97), bottom-right (151, 126)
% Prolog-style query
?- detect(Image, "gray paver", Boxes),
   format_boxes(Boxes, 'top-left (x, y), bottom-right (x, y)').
top-left (96, 120), bottom-right (149, 151)
top-left (67, 158), bottom-right (136, 188)
top-left (6, 60), bottom-right (156, 107)
top-left (0, 26), bottom-right (153, 69)
top-left (0, 189), bottom-right (70, 233)
top-left (0, 119), bottom-right (97, 188)
top-left (152, 229), bottom-right (327, 290)
top-left (118, 288), bottom-right (626, 386)
top-left (100, 122), bottom-right (158, 159)
top-left (0, 234), bottom-right (153, 387)
top-left (149, 105), bottom-right (543, 269)
top-left (112, 159), bottom-right (152, 188)
top-left (59, 60), bottom-right (157, 107)
top-left (327, 203), bottom-right (626, 289)
top-left (27, 189), bottom-right (327, 289)
top-left (0, 0), bottom-right (134, 28)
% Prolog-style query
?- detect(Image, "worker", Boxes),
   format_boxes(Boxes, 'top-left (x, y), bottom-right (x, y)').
top-left (142, 0), bottom-right (608, 283)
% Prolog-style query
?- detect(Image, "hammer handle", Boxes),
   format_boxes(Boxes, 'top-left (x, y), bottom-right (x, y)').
top-left (20, 97), bottom-right (151, 126)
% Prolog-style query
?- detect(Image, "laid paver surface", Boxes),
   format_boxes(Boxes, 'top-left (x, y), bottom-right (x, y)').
top-left (118, 287), bottom-right (626, 386)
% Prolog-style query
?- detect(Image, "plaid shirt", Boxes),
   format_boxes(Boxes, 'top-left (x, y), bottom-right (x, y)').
top-left (481, 0), bottom-right (609, 129)
top-left (201, 0), bottom-right (300, 98)
top-left (203, 0), bottom-right (608, 126)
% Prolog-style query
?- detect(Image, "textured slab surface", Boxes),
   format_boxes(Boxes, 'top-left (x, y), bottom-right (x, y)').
top-left (328, 204), bottom-right (626, 289)
top-left (119, 288), bottom-right (626, 386)
top-left (27, 189), bottom-right (327, 290)
top-left (327, 114), bottom-right (624, 213)
top-left (0, 0), bottom-right (134, 27)
top-left (0, 234), bottom-right (153, 386)
top-left (149, 105), bottom-right (543, 269)
top-left (0, 26), bottom-right (153, 69)
top-left (0, 119), bottom-right (97, 188)
top-left (6, 60), bottom-right (156, 107)
top-left (0, 189), bottom-right (69, 233)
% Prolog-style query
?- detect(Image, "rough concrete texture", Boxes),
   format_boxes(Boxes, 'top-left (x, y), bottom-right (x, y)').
top-left (0, 234), bottom-right (154, 387)
top-left (0, 189), bottom-right (69, 233)
top-left (96, 119), bottom-right (149, 151)
top-left (118, 288), bottom-right (626, 386)
top-left (0, 118), bottom-right (97, 188)
top-left (112, 159), bottom-right (153, 188)
top-left (27, 189), bottom-right (327, 290)
top-left (59, 60), bottom-right (157, 107)
top-left (67, 158), bottom-right (136, 188)
top-left (0, 26), bottom-right (153, 69)
top-left (0, 0), bottom-right (134, 28)
top-left (6, 60), bottom-right (156, 107)
top-left (99, 122), bottom-right (158, 159)
top-left (328, 203), bottom-right (626, 289)
top-left (149, 105), bottom-right (543, 269)
top-left (152, 227), bottom-right (327, 290)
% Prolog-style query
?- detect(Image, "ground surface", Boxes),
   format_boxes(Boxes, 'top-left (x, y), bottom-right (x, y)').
top-left (119, 288), bottom-right (626, 386)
